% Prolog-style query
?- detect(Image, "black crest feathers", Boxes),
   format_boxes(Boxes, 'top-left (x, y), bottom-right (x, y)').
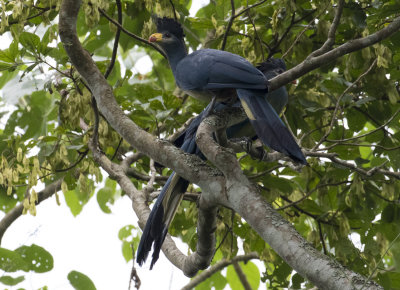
top-left (156, 17), bottom-right (185, 39)
top-left (257, 58), bottom-right (286, 72)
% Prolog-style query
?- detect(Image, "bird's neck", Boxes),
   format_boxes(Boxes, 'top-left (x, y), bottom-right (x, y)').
top-left (165, 40), bottom-right (187, 72)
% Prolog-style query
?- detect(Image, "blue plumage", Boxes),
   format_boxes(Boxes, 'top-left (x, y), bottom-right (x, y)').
top-left (137, 17), bottom-right (307, 269)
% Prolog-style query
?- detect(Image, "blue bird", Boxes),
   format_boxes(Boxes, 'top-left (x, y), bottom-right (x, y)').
top-left (136, 17), bottom-right (306, 268)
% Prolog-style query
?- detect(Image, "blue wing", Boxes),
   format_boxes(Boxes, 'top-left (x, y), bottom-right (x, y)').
top-left (175, 49), bottom-right (267, 91)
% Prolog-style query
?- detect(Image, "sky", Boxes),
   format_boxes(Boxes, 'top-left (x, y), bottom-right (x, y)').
top-left (0, 1), bottom-right (211, 289)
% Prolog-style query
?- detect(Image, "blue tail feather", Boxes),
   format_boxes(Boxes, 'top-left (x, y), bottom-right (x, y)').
top-left (237, 89), bottom-right (307, 164)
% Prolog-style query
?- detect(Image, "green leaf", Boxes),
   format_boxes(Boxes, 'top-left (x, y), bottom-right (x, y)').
top-left (15, 244), bottom-right (54, 273)
top-left (0, 247), bottom-right (29, 272)
top-left (97, 178), bottom-right (118, 214)
top-left (67, 271), bottom-right (96, 290)
top-left (0, 62), bottom-right (15, 71)
top-left (118, 225), bottom-right (140, 262)
top-left (226, 261), bottom-right (260, 290)
top-left (96, 187), bottom-right (113, 213)
top-left (19, 32), bottom-right (41, 53)
top-left (118, 225), bottom-right (136, 241)
top-left (0, 275), bottom-right (25, 286)
top-left (346, 108), bottom-right (366, 132)
top-left (121, 241), bottom-right (133, 262)
top-left (291, 273), bottom-right (304, 289)
top-left (64, 189), bottom-right (84, 216)
top-left (0, 50), bottom-right (16, 63)
top-left (195, 271), bottom-right (227, 290)
top-left (63, 176), bottom-right (94, 216)
top-left (0, 186), bottom-right (20, 213)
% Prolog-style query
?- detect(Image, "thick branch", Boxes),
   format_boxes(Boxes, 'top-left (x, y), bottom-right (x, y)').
top-left (195, 111), bottom-right (382, 290)
top-left (182, 205), bottom-right (217, 277)
top-left (88, 140), bottom-right (188, 270)
top-left (59, 0), bottom-right (214, 189)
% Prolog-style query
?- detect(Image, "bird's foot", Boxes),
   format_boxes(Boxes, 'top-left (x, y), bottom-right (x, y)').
top-left (203, 96), bottom-right (217, 118)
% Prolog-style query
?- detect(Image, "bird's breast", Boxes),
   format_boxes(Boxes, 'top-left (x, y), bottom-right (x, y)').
top-left (183, 89), bottom-right (214, 102)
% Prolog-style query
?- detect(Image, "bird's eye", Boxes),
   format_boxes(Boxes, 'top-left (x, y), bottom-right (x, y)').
top-left (164, 33), bottom-right (171, 38)
top-left (277, 68), bottom-right (284, 74)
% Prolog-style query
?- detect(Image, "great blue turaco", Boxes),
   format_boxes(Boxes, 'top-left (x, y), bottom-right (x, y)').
top-left (136, 16), bottom-right (307, 268)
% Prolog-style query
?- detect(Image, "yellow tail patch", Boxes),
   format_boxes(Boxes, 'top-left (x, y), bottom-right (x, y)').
top-left (240, 99), bottom-right (256, 120)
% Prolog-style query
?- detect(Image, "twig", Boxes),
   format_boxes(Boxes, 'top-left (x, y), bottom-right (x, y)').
top-left (233, 261), bottom-right (252, 290)
top-left (7, 5), bottom-right (57, 25)
top-left (317, 221), bottom-right (327, 255)
top-left (143, 159), bottom-right (157, 196)
top-left (128, 244), bottom-right (141, 290)
top-left (234, 0), bottom-right (268, 19)
top-left (282, 8), bottom-right (325, 58)
top-left (365, 232), bottom-right (400, 288)
top-left (269, 12), bottom-right (296, 57)
top-left (322, 141), bottom-right (400, 152)
top-left (104, 0), bottom-right (122, 79)
top-left (306, 151), bottom-right (400, 179)
top-left (54, 150), bottom-right (89, 172)
top-left (327, 107), bottom-right (400, 143)
top-left (221, 0), bottom-right (236, 51)
top-left (278, 181), bottom-right (350, 210)
top-left (111, 138), bottom-right (123, 161)
top-left (169, 0), bottom-right (178, 21)
top-left (246, 0), bottom-right (264, 60)
top-left (309, 0), bottom-right (344, 58)
top-left (248, 165), bottom-right (284, 179)
top-left (276, 193), bottom-right (339, 227)
top-left (268, 15), bottom-right (400, 90)
top-left (91, 97), bottom-right (100, 149)
top-left (98, 8), bottom-right (166, 58)
top-left (313, 58), bottom-right (377, 150)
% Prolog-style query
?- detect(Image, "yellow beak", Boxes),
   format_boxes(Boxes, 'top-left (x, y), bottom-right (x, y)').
top-left (149, 33), bottom-right (163, 43)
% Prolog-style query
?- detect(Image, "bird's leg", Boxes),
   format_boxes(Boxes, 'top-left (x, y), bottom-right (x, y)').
top-left (229, 137), bottom-right (267, 160)
top-left (203, 95), bottom-right (217, 117)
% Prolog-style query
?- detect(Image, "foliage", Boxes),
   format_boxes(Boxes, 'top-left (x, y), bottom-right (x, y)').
top-left (0, 0), bottom-right (400, 289)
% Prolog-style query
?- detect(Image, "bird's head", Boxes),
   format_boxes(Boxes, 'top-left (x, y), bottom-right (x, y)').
top-left (149, 17), bottom-right (186, 53)
top-left (257, 58), bottom-right (296, 84)
top-left (257, 58), bottom-right (287, 78)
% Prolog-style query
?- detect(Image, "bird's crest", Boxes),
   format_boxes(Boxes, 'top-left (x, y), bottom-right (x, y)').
top-left (156, 16), bottom-right (185, 39)
top-left (257, 58), bottom-right (287, 72)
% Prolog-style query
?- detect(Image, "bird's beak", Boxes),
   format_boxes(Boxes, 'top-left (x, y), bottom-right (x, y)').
top-left (149, 33), bottom-right (163, 43)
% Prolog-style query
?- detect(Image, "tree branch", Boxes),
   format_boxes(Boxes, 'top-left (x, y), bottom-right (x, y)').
top-left (306, 151), bottom-right (400, 179)
top-left (104, 0), bottom-right (122, 79)
top-left (269, 15), bottom-right (400, 90)
top-left (221, 0), bottom-right (236, 51)
top-left (313, 58), bottom-right (377, 150)
top-left (195, 110), bottom-right (382, 290)
top-left (181, 253), bottom-right (259, 290)
top-left (309, 0), bottom-right (344, 57)
top-left (59, 0), bottom-right (214, 188)
top-left (233, 261), bottom-right (252, 290)
top-left (98, 8), bottom-right (166, 58)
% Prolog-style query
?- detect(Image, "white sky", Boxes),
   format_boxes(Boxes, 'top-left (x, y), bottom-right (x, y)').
top-left (0, 1), bottom-right (211, 290)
